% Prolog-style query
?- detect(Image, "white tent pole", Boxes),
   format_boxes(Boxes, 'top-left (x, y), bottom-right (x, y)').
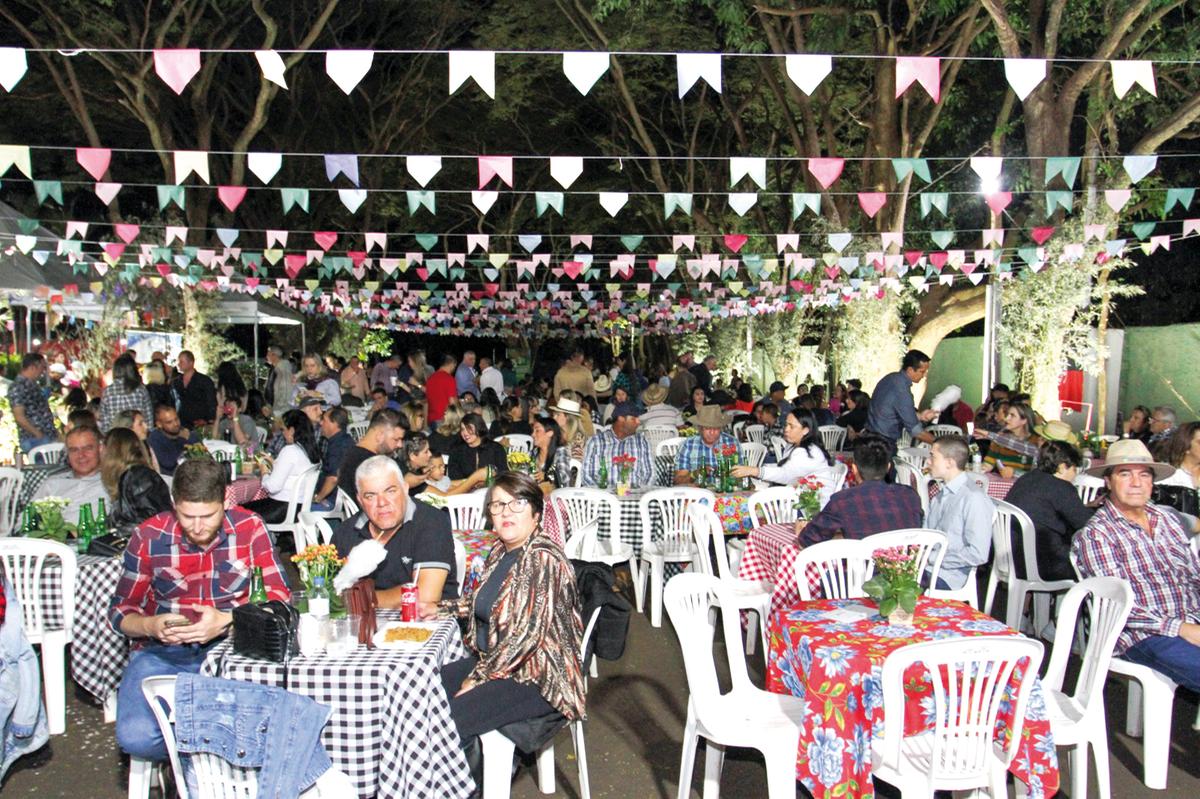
top-left (25, 305), bottom-right (31, 354)
top-left (301, 323), bottom-right (306, 357)
top-left (253, 318), bottom-right (260, 388)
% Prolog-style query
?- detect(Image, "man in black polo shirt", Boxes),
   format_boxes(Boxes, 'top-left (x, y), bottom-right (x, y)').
top-left (331, 454), bottom-right (458, 604)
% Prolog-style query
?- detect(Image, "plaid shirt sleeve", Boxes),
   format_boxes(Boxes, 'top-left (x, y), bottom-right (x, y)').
top-left (108, 523), bottom-right (158, 632)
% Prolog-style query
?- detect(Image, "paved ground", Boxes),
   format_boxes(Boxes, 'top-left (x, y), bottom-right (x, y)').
top-left (3, 600), bottom-right (1199, 798)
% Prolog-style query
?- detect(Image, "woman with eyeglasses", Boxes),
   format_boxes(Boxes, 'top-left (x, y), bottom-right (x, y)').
top-left (426, 471), bottom-right (585, 780)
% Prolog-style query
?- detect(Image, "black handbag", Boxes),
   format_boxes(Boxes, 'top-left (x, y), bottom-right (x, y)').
top-left (87, 532), bottom-right (130, 558)
top-left (231, 600), bottom-right (299, 663)
top-left (1152, 484), bottom-right (1200, 517)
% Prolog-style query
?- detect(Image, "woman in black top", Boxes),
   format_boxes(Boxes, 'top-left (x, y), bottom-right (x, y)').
top-left (448, 413), bottom-right (508, 481)
top-left (836, 389), bottom-right (870, 434)
top-left (1005, 439), bottom-right (1095, 582)
top-left (496, 396), bottom-right (533, 439)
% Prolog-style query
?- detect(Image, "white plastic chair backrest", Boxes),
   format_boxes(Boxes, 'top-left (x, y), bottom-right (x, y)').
top-left (893, 460), bottom-right (918, 491)
top-left (140, 677), bottom-right (193, 799)
top-left (731, 420), bottom-right (746, 440)
top-left (443, 490), bottom-right (488, 531)
top-left (989, 499), bottom-right (1024, 584)
top-left (28, 442), bottom-right (65, 465)
top-left (899, 429), bottom-right (913, 449)
top-left (504, 434), bottom-right (534, 456)
top-left (664, 574), bottom-right (757, 731)
top-left (255, 427), bottom-right (268, 447)
top-left (656, 437), bottom-right (686, 459)
top-left (297, 512), bottom-right (335, 549)
top-left (333, 489), bottom-right (360, 520)
top-left (348, 421), bottom-right (368, 441)
top-left (742, 424), bottom-right (766, 444)
top-left (562, 519), bottom-right (602, 560)
top-left (817, 425), bottom-right (846, 452)
top-left (0, 467), bottom-right (23, 536)
top-left (687, 505), bottom-right (736, 580)
top-left (1043, 577), bottom-right (1132, 710)
top-left (739, 442), bottom-right (767, 469)
top-left (638, 487), bottom-right (714, 552)
top-left (551, 487), bottom-right (621, 549)
top-left (769, 435), bottom-right (786, 463)
top-left (793, 538), bottom-right (872, 600)
top-left (641, 426), bottom-right (679, 454)
top-left (568, 458), bottom-right (584, 487)
top-left (0, 538), bottom-right (75, 642)
top-left (453, 536), bottom-right (467, 588)
top-left (580, 606), bottom-right (602, 678)
top-left (927, 424), bottom-right (965, 439)
top-left (806, 463), bottom-right (848, 506)
top-left (746, 485), bottom-right (799, 526)
top-left (202, 440), bottom-right (239, 461)
top-left (896, 447), bottom-right (929, 469)
top-left (861, 528), bottom-right (948, 590)
top-left (877, 636), bottom-right (1044, 778)
top-left (276, 466), bottom-right (321, 528)
top-left (1074, 474), bottom-right (1105, 504)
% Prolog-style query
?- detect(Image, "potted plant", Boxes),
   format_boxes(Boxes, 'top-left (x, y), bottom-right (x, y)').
top-left (612, 453), bottom-right (636, 495)
top-left (26, 497), bottom-right (75, 543)
top-left (291, 543), bottom-right (346, 617)
top-left (863, 545), bottom-right (923, 626)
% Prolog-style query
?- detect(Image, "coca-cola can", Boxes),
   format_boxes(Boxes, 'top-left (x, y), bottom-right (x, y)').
top-left (400, 582), bottom-right (418, 621)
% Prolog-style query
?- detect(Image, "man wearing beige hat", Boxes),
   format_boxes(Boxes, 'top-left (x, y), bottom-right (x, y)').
top-left (639, 384), bottom-right (684, 429)
top-left (674, 405), bottom-right (740, 485)
top-left (1072, 439), bottom-right (1200, 691)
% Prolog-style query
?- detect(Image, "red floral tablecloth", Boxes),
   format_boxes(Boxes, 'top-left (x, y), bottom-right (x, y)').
top-left (713, 491), bottom-right (754, 535)
top-left (454, 528), bottom-right (495, 593)
top-left (226, 476), bottom-right (267, 506)
top-left (767, 596), bottom-right (1059, 799)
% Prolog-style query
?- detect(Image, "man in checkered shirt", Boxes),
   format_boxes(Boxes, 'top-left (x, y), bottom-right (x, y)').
top-left (108, 457), bottom-right (289, 762)
top-left (1072, 439), bottom-right (1200, 691)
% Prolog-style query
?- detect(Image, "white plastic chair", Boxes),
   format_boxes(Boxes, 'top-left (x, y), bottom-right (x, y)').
top-left (893, 460), bottom-right (931, 516)
top-left (255, 426), bottom-right (269, 447)
top-left (0, 538), bottom-right (75, 735)
top-left (442, 490), bottom-right (488, 531)
top-left (452, 536), bottom-right (467, 591)
top-left (792, 538), bottom-right (872, 601)
top-left (656, 437), bottom-right (686, 460)
top-left (817, 424), bottom-right (846, 452)
top-left (347, 421), bottom-right (369, 441)
top-left (479, 607), bottom-right (601, 799)
top-left (1107, 658), bottom-right (1180, 790)
top-left (296, 511), bottom-right (336, 549)
top-left (806, 463), bottom-right (849, 507)
top-left (1074, 473), bottom-right (1105, 504)
top-left (28, 442), bottom-right (65, 465)
top-left (896, 446), bottom-right (929, 470)
top-left (568, 458), bottom-right (584, 487)
top-left (746, 485), bottom-right (799, 527)
top-left (201, 439), bottom-right (239, 461)
top-left (927, 424), bottom-right (965, 439)
top-left (264, 466), bottom-right (321, 546)
top-left (503, 434), bottom-right (534, 457)
top-left (665, 574), bottom-right (806, 799)
top-left (983, 499), bottom-right (1074, 633)
top-left (552, 488), bottom-right (640, 610)
top-left (642, 426), bottom-right (680, 455)
top-left (687, 505), bottom-right (772, 657)
top-left (768, 435), bottom-right (786, 463)
top-left (871, 636), bottom-right (1044, 798)
top-left (636, 487), bottom-right (714, 627)
top-left (741, 424), bottom-right (766, 445)
top-left (0, 467), bottom-right (24, 535)
top-left (312, 487), bottom-right (359, 525)
top-left (738, 442), bottom-right (767, 469)
top-left (860, 528), bottom-right (948, 591)
top-left (1043, 577), bottom-right (1133, 799)
top-left (139, 676), bottom-right (354, 799)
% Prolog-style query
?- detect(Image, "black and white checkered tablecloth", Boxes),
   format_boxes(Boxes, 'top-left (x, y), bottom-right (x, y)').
top-left (35, 553), bottom-right (127, 702)
top-left (202, 613), bottom-right (472, 799)
top-left (17, 463), bottom-right (68, 516)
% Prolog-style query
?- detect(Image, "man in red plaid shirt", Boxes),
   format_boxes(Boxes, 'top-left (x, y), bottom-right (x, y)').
top-left (109, 458), bottom-right (289, 762)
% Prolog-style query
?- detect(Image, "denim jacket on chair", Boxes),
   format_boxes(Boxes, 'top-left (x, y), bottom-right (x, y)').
top-left (173, 673), bottom-right (332, 799)
top-left (0, 580), bottom-right (49, 780)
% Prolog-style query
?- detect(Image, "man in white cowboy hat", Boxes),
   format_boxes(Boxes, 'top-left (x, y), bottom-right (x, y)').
top-left (1072, 439), bottom-right (1200, 691)
top-left (673, 405), bottom-right (741, 485)
top-left (639, 384), bottom-right (683, 429)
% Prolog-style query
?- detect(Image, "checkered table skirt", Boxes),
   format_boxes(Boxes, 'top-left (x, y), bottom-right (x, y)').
top-left (203, 613), bottom-right (472, 799)
top-left (736, 522), bottom-right (801, 617)
top-left (36, 553), bottom-right (127, 702)
top-left (928, 474), bottom-right (1014, 501)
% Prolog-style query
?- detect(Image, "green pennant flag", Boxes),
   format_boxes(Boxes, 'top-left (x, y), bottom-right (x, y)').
top-left (414, 233), bottom-right (438, 251)
top-left (791, 193), bottom-right (820, 219)
top-left (280, 188), bottom-right (309, 214)
top-left (33, 180), bottom-right (62, 205)
top-left (1045, 190), bottom-right (1073, 216)
top-left (663, 192), bottom-right (692, 218)
top-left (1131, 221), bottom-right (1156, 240)
top-left (16, 218), bottom-right (37, 235)
top-left (930, 230), bottom-right (954, 249)
top-left (407, 190), bottom-right (435, 215)
top-left (535, 191), bottom-right (564, 217)
top-left (1044, 157), bottom-right (1081, 189)
top-left (152, 247), bottom-right (172, 261)
top-left (891, 158), bottom-right (932, 184)
top-left (620, 235), bottom-right (643, 251)
top-left (157, 184), bottom-right (186, 211)
top-left (1163, 188), bottom-right (1195, 216)
top-left (919, 193), bottom-right (949, 218)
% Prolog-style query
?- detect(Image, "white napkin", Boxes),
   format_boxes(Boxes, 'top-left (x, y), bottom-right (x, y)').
top-left (333, 539), bottom-right (388, 593)
top-left (928, 384), bottom-right (962, 412)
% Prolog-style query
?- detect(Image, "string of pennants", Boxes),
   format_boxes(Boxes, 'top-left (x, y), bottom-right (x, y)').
top-left (0, 46), bottom-right (1168, 103)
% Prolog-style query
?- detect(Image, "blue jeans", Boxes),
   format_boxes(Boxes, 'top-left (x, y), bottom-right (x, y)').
top-left (19, 433), bottom-right (57, 454)
top-left (1124, 634), bottom-right (1200, 693)
top-left (116, 643), bottom-right (217, 761)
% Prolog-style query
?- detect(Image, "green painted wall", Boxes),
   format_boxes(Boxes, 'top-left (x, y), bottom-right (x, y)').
top-left (922, 336), bottom-right (1018, 409)
top-left (1118, 323), bottom-right (1200, 418)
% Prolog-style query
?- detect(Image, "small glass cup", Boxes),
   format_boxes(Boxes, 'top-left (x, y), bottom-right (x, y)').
top-left (325, 616), bottom-right (360, 657)
top-left (289, 589), bottom-right (309, 614)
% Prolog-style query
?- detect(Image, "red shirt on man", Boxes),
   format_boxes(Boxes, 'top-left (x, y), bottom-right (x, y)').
top-left (426, 369), bottom-right (457, 422)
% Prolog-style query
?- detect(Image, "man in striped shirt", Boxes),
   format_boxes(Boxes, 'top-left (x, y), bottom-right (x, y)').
top-left (1072, 439), bottom-right (1200, 691)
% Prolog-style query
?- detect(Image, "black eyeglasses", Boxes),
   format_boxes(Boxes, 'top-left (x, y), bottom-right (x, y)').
top-left (487, 498), bottom-right (530, 515)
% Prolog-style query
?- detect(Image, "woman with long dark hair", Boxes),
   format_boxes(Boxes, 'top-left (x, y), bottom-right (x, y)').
top-left (243, 408), bottom-right (321, 524)
top-left (447, 412), bottom-right (508, 481)
top-left (532, 416), bottom-right (572, 493)
top-left (498, 396), bottom-right (532, 438)
top-left (215, 361), bottom-right (247, 411)
top-left (731, 408), bottom-right (832, 484)
top-left (99, 354), bottom-right (154, 434)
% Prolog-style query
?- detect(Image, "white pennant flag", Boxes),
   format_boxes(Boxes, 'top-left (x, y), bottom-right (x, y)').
top-left (254, 50), bottom-right (288, 89)
top-left (1111, 60), bottom-right (1156, 99)
top-left (1003, 58), bottom-right (1045, 101)
top-left (677, 53), bottom-right (721, 98)
top-left (969, 156), bottom-right (1003, 182)
top-left (562, 51), bottom-right (609, 95)
top-left (406, 155), bottom-right (442, 187)
top-left (727, 193), bottom-right (758, 216)
top-left (784, 54), bottom-right (832, 96)
top-left (247, 152), bottom-right (282, 184)
top-left (338, 188), bottom-right (368, 213)
top-left (0, 47), bottom-right (28, 92)
top-left (173, 150), bottom-right (210, 184)
top-left (471, 190), bottom-right (499, 214)
top-left (598, 192), bottom-right (628, 216)
top-left (326, 50), bottom-right (374, 94)
top-left (729, 156), bottom-right (767, 189)
top-left (550, 156), bottom-right (584, 189)
top-left (449, 51), bottom-right (496, 99)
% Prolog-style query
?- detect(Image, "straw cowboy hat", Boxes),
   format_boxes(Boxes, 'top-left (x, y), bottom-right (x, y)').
top-left (1084, 438), bottom-right (1175, 481)
top-left (1033, 419), bottom-right (1079, 447)
top-left (690, 404), bottom-right (728, 430)
top-left (593, 374), bottom-right (613, 395)
top-left (642, 384), bottom-right (668, 406)
top-left (548, 397), bottom-right (583, 417)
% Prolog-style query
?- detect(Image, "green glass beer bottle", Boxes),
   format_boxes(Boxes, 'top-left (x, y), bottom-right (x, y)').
top-left (249, 566), bottom-right (268, 604)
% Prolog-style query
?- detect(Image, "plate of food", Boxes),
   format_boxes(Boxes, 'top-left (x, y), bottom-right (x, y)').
top-left (373, 621), bottom-right (439, 649)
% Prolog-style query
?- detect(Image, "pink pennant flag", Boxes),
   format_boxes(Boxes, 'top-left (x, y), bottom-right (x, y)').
top-left (313, 231), bottom-right (338, 251)
top-left (1030, 226), bottom-right (1055, 245)
top-left (165, 225), bottom-right (187, 245)
top-left (266, 230), bottom-right (288, 248)
top-left (153, 49), bottom-right (201, 95)
top-left (857, 192), bottom-right (887, 219)
top-left (880, 231), bottom-right (903, 250)
top-left (76, 148), bottom-right (111, 181)
top-left (807, 158), bottom-right (844, 189)
top-left (673, 235), bottom-right (694, 252)
top-left (467, 234), bottom-right (490, 252)
top-left (776, 234), bottom-right (799, 253)
top-left (1183, 219), bottom-right (1200, 237)
top-left (477, 156), bottom-right (513, 189)
top-left (724, 235), bottom-right (749, 253)
top-left (114, 223), bottom-right (140, 244)
top-left (985, 192), bottom-right (1012, 215)
top-left (94, 182), bottom-right (122, 205)
top-left (217, 185), bottom-right (247, 212)
top-left (365, 233), bottom-right (387, 252)
top-left (1083, 224), bottom-right (1107, 242)
top-left (1104, 189), bottom-right (1132, 212)
top-left (102, 242), bottom-right (126, 261)
top-left (569, 235), bottom-right (592, 249)
top-left (896, 56), bottom-right (940, 102)
top-left (284, 254), bottom-right (306, 279)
